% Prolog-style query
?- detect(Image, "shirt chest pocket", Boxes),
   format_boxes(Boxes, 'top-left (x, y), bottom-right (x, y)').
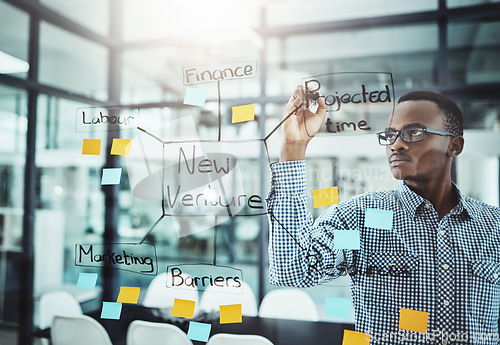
top-left (469, 261), bottom-right (500, 329)
top-left (360, 251), bottom-right (420, 314)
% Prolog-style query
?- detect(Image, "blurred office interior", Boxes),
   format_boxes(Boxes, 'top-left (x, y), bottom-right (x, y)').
top-left (0, 0), bottom-right (499, 344)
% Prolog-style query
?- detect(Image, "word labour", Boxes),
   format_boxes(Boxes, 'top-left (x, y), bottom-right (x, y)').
top-left (76, 107), bottom-right (139, 132)
top-left (75, 244), bottom-right (157, 275)
top-left (82, 111), bottom-right (135, 125)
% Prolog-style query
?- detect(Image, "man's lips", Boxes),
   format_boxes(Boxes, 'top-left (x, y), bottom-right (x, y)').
top-left (389, 154), bottom-right (411, 163)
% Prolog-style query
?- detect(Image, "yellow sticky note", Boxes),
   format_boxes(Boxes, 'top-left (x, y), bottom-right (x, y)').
top-left (399, 308), bottom-right (428, 333)
top-left (232, 104), bottom-right (255, 123)
top-left (313, 186), bottom-right (339, 208)
top-left (342, 329), bottom-right (370, 345)
top-left (116, 286), bottom-right (140, 304)
top-left (171, 299), bottom-right (196, 318)
top-left (110, 138), bottom-right (131, 155)
top-left (219, 304), bottom-right (242, 324)
top-left (82, 139), bottom-right (101, 155)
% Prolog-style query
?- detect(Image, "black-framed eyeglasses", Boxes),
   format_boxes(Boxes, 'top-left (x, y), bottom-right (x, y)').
top-left (377, 127), bottom-right (455, 146)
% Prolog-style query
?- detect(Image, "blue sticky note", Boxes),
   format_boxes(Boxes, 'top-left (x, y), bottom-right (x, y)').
top-left (101, 168), bottom-right (122, 185)
top-left (183, 87), bottom-right (207, 107)
top-left (100, 302), bottom-right (122, 320)
top-left (325, 297), bottom-right (352, 318)
top-left (76, 273), bottom-right (98, 289)
top-left (187, 321), bottom-right (211, 342)
top-left (334, 230), bottom-right (360, 250)
top-left (365, 208), bottom-right (394, 230)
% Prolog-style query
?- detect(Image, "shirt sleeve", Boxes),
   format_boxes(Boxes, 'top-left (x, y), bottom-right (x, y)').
top-left (266, 160), bottom-right (356, 287)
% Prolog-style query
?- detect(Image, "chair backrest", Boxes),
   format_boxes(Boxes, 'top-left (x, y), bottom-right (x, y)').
top-left (199, 281), bottom-right (258, 317)
top-left (142, 272), bottom-right (199, 310)
top-left (258, 288), bottom-right (319, 321)
top-left (127, 320), bottom-right (193, 345)
top-left (51, 315), bottom-right (112, 345)
top-left (38, 291), bottom-right (83, 329)
top-left (206, 333), bottom-right (274, 345)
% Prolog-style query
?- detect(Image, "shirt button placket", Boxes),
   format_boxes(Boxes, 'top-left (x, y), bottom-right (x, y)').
top-left (436, 218), bottom-right (456, 341)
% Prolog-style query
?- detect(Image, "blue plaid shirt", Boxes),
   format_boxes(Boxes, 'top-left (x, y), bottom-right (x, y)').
top-left (266, 160), bottom-right (500, 345)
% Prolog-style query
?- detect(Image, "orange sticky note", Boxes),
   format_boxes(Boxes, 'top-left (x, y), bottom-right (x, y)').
top-left (313, 186), bottom-right (339, 208)
top-left (110, 138), bottom-right (131, 155)
top-left (219, 304), bottom-right (242, 324)
top-left (116, 286), bottom-right (140, 304)
top-left (399, 308), bottom-right (428, 333)
top-left (342, 329), bottom-right (370, 345)
top-left (82, 139), bottom-right (101, 155)
top-left (171, 299), bottom-right (196, 318)
top-left (232, 104), bottom-right (255, 123)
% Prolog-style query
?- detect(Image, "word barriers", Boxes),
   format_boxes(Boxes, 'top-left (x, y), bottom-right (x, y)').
top-left (166, 264), bottom-right (243, 293)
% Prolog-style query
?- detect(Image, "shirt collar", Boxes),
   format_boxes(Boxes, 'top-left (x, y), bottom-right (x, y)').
top-left (397, 181), bottom-right (477, 220)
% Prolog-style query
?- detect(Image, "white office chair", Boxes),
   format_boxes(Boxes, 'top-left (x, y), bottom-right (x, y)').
top-left (38, 291), bottom-right (83, 329)
top-left (51, 315), bottom-right (112, 345)
top-left (206, 333), bottom-right (274, 345)
top-left (127, 320), bottom-right (193, 345)
top-left (143, 272), bottom-right (199, 313)
top-left (259, 289), bottom-right (319, 321)
top-left (199, 281), bottom-right (258, 316)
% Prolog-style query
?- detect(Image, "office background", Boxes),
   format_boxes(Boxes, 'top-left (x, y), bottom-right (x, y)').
top-left (0, 0), bottom-right (499, 344)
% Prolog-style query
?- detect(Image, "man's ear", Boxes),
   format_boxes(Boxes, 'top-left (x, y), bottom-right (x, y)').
top-left (447, 135), bottom-right (464, 157)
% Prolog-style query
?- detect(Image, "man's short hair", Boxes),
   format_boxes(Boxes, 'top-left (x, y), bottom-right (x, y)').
top-left (398, 91), bottom-right (464, 136)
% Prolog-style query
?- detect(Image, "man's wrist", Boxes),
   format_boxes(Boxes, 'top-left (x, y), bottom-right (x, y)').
top-left (280, 142), bottom-right (308, 162)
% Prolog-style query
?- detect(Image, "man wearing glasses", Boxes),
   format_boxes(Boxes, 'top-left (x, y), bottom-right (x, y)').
top-left (267, 87), bottom-right (500, 344)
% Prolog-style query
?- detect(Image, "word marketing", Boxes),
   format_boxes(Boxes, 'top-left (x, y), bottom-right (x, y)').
top-left (75, 244), bottom-right (157, 275)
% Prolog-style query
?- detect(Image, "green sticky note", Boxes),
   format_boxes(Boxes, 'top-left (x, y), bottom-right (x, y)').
top-left (100, 302), bottom-right (122, 319)
top-left (334, 230), bottom-right (360, 250)
top-left (365, 208), bottom-right (393, 230)
top-left (187, 321), bottom-right (211, 342)
top-left (101, 168), bottom-right (122, 185)
top-left (76, 273), bottom-right (98, 289)
top-left (184, 87), bottom-right (207, 107)
top-left (325, 297), bottom-right (352, 318)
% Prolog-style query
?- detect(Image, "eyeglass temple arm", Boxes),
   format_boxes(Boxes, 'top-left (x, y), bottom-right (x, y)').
top-left (425, 128), bottom-right (455, 136)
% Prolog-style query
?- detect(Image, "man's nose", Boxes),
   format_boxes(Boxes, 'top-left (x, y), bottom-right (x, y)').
top-left (390, 134), bottom-right (408, 152)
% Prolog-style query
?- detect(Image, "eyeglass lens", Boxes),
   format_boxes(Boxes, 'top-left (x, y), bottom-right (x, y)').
top-left (378, 128), bottom-right (425, 145)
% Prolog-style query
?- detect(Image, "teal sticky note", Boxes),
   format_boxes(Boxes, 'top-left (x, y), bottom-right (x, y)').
top-left (334, 230), bottom-right (360, 250)
top-left (183, 87), bottom-right (207, 107)
top-left (365, 208), bottom-right (394, 230)
top-left (76, 273), bottom-right (98, 289)
top-left (100, 302), bottom-right (122, 320)
top-left (187, 321), bottom-right (211, 342)
top-left (101, 168), bottom-right (122, 185)
top-left (325, 297), bottom-right (352, 318)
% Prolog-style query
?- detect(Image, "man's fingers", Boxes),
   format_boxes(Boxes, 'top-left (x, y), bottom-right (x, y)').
top-left (288, 85), bottom-right (303, 103)
top-left (315, 94), bottom-right (328, 119)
